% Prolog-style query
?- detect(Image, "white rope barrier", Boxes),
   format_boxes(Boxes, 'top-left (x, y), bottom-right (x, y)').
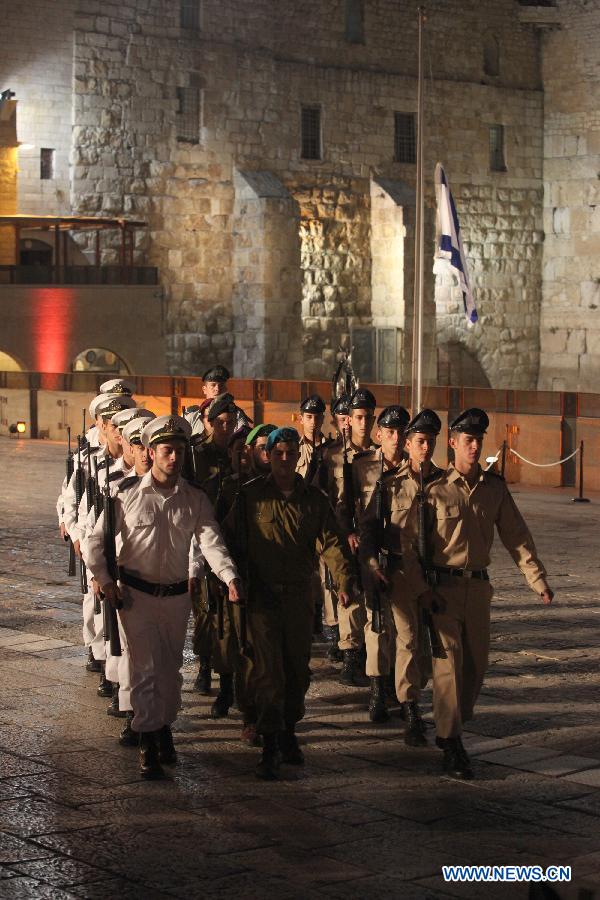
top-left (484, 449), bottom-right (501, 471)
top-left (508, 446), bottom-right (579, 468)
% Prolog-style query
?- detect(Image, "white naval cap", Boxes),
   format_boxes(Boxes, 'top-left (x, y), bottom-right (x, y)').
top-left (122, 413), bottom-right (157, 445)
top-left (140, 414), bottom-right (192, 448)
top-left (89, 392), bottom-right (117, 419)
top-left (112, 406), bottom-right (154, 432)
top-left (96, 394), bottom-right (137, 419)
top-left (99, 378), bottom-right (135, 396)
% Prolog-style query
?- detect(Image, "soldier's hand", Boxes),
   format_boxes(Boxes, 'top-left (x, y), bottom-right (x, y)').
top-left (541, 588), bottom-right (554, 606)
top-left (347, 533), bottom-right (360, 554)
top-left (228, 578), bottom-right (244, 604)
top-left (373, 567), bottom-right (390, 588)
top-left (338, 591), bottom-right (351, 609)
top-left (59, 523), bottom-right (67, 541)
top-left (73, 539), bottom-right (82, 559)
top-left (419, 588), bottom-right (446, 614)
top-left (100, 581), bottom-right (122, 609)
top-left (91, 577), bottom-right (101, 597)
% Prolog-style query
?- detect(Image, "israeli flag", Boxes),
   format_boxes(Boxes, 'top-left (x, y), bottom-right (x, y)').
top-left (435, 163), bottom-right (478, 325)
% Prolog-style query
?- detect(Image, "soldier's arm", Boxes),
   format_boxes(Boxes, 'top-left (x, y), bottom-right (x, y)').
top-left (400, 503), bottom-right (430, 598)
top-left (316, 499), bottom-right (354, 594)
top-left (194, 492), bottom-right (239, 587)
top-left (62, 470), bottom-right (80, 542)
top-left (495, 483), bottom-right (552, 596)
top-left (86, 498), bottom-right (124, 589)
top-left (357, 490), bottom-right (380, 570)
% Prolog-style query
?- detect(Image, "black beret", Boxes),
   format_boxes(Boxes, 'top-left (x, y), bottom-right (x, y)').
top-left (207, 392), bottom-right (236, 422)
top-left (405, 409), bottom-right (442, 436)
top-left (376, 405), bottom-right (410, 429)
top-left (449, 407), bottom-right (489, 435)
top-left (202, 365), bottom-right (230, 383)
top-left (350, 388), bottom-right (377, 410)
top-left (332, 394), bottom-right (351, 415)
top-left (300, 394), bottom-right (326, 414)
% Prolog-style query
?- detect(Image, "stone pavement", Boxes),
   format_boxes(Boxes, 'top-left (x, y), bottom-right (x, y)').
top-left (0, 435), bottom-right (600, 899)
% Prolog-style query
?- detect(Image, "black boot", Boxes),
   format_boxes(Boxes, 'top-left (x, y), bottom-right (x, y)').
top-left (385, 671), bottom-right (397, 702)
top-left (139, 731), bottom-right (165, 780)
top-left (193, 657), bottom-right (212, 694)
top-left (339, 649), bottom-right (368, 686)
top-left (107, 684), bottom-right (126, 718)
top-left (255, 733), bottom-right (281, 781)
top-left (97, 666), bottom-right (112, 698)
top-left (403, 701), bottom-right (427, 746)
top-left (326, 625), bottom-right (343, 662)
top-left (158, 725), bottom-right (177, 766)
top-left (119, 712), bottom-right (138, 747)
top-left (86, 647), bottom-right (101, 673)
top-left (368, 677), bottom-right (390, 723)
top-left (278, 727), bottom-right (304, 765)
top-left (435, 736), bottom-right (473, 780)
top-left (210, 673), bottom-right (234, 719)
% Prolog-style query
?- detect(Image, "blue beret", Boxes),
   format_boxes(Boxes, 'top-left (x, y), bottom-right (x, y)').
top-left (266, 427), bottom-right (300, 451)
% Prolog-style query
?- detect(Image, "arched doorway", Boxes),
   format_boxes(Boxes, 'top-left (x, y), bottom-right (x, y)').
top-left (72, 348), bottom-right (130, 374)
top-left (0, 350), bottom-right (24, 372)
top-left (437, 342), bottom-right (490, 388)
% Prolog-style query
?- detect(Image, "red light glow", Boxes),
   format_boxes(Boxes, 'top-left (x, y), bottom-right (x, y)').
top-left (32, 288), bottom-right (75, 373)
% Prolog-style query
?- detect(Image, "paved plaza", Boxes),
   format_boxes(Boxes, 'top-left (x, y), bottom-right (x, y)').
top-left (0, 436), bottom-right (599, 899)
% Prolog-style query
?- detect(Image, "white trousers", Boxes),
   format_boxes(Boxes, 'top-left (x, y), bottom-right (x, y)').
top-left (82, 589), bottom-right (95, 648)
top-left (119, 585), bottom-right (192, 733)
top-left (104, 617), bottom-right (132, 712)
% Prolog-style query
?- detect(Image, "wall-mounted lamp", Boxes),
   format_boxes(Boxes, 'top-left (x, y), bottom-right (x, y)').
top-left (18, 142), bottom-right (35, 151)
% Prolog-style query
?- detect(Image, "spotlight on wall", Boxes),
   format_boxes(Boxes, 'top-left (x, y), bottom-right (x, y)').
top-left (18, 142), bottom-right (35, 151)
top-left (9, 421), bottom-right (26, 436)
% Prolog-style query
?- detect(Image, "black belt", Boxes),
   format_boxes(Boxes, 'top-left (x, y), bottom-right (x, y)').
top-left (120, 569), bottom-right (188, 597)
top-left (435, 566), bottom-right (489, 581)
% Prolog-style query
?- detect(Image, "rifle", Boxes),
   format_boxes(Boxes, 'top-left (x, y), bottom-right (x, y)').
top-left (73, 436), bottom-right (88, 595)
top-left (342, 431), bottom-right (363, 592)
top-left (323, 564), bottom-right (338, 623)
top-left (416, 463), bottom-right (445, 659)
top-left (65, 427), bottom-right (76, 577)
top-left (92, 456), bottom-right (102, 615)
top-left (101, 456), bottom-right (122, 657)
top-left (369, 453), bottom-right (386, 635)
top-left (305, 440), bottom-right (328, 490)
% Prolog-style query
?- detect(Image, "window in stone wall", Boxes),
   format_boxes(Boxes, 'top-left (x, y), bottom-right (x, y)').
top-left (180, 0), bottom-right (201, 30)
top-left (176, 79), bottom-right (202, 144)
top-left (394, 113), bottom-right (416, 164)
top-left (301, 106), bottom-right (322, 160)
top-left (483, 33), bottom-right (500, 76)
top-left (345, 0), bottom-right (365, 43)
top-left (40, 148), bottom-right (55, 180)
top-left (489, 124), bottom-right (506, 172)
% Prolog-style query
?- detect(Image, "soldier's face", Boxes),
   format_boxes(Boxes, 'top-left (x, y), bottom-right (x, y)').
top-left (450, 432), bottom-right (483, 467)
top-left (379, 426), bottom-right (402, 456)
top-left (202, 380), bottom-right (224, 399)
top-left (95, 415), bottom-right (107, 445)
top-left (269, 441), bottom-right (300, 478)
top-left (228, 438), bottom-right (248, 475)
top-left (121, 437), bottom-right (135, 468)
top-left (300, 412), bottom-right (323, 437)
top-left (252, 436), bottom-right (271, 472)
top-left (334, 413), bottom-right (350, 436)
top-left (101, 417), bottom-right (121, 454)
top-left (406, 432), bottom-right (436, 465)
top-left (149, 441), bottom-right (186, 477)
top-left (212, 412), bottom-right (236, 446)
top-left (132, 443), bottom-right (151, 474)
top-left (351, 408), bottom-right (375, 439)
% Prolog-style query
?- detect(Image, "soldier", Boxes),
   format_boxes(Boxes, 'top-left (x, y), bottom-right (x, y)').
top-left (402, 408), bottom-right (554, 779)
top-left (331, 394), bottom-right (351, 441)
top-left (189, 392), bottom-right (237, 694)
top-left (296, 394), bottom-right (332, 483)
top-left (99, 378), bottom-right (135, 397)
top-left (324, 388), bottom-right (379, 670)
top-left (87, 414), bottom-right (242, 781)
top-left (361, 409), bottom-right (444, 741)
top-left (245, 424), bottom-right (277, 477)
top-left (201, 365), bottom-right (230, 400)
top-left (224, 427), bottom-right (354, 780)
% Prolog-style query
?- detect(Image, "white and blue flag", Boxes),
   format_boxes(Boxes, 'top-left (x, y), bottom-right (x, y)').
top-left (435, 163), bottom-right (478, 325)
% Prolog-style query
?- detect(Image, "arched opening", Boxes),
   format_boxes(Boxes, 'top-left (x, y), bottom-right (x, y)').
top-left (437, 342), bottom-right (490, 388)
top-left (72, 348), bottom-right (130, 374)
top-left (483, 33), bottom-right (500, 77)
top-left (19, 237), bottom-right (53, 267)
top-left (0, 350), bottom-right (24, 372)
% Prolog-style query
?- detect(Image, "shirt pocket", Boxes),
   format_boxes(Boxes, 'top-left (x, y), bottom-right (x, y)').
top-left (171, 508), bottom-right (195, 532)
top-left (131, 511), bottom-right (155, 528)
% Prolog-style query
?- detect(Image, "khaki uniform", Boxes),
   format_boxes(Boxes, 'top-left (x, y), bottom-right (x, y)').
top-left (296, 434), bottom-right (333, 632)
top-left (403, 464), bottom-right (550, 739)
top-left (224, 473), bottom-right (353, 735)
top-left (360, 462), bottom-right (444, 700)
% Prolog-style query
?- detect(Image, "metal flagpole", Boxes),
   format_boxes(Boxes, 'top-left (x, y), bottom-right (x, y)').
top-left (410, 6), bottom-right (426, 414)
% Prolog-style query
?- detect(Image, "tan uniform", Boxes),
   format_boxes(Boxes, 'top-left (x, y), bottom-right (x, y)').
top-left (296, 433), bottom-right (333, 633)
top-left (224, 473), bottom-right (353, 735)
top-left (360, 462), bottom-right (444, 700)
top-left (403, 464), bottom-right (550, 739)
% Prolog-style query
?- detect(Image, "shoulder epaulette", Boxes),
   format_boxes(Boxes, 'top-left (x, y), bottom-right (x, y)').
top-left (108, 469), bottom-right (124, 483)
top-left (240, 474), bottom-right (267, 492)
top-left (96, 457), bottom-right (108, 470)
top-left (381, 465), bottom-right (401, 481)
top-left (484, 469), bottom-right (505, 482)
top-left (353, 449), bottom-right (376, 462)
top-left (118, 474), bottom-right (140, 492)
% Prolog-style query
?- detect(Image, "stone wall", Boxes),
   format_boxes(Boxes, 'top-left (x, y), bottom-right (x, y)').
top-left (0, 101), bottom-right (18, 267)
top-left (538, 0), bottom-right (600, 392)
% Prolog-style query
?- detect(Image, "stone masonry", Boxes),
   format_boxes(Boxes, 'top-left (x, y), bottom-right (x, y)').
top-left (0, 0), bottom-right (596, 389)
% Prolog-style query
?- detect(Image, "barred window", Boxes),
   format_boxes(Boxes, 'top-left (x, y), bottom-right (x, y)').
top-left (176, 80), bottom-right (201, 144)
top-left (40, 148), bottom-right (55, 180)
top-left (394, 113), bottom-right (416, 164)
top-left (301, 106), bottom-right (322, 160)
top-left (345, 0), bottom-right (365, 43)
top-left (180, 0), bottom-right (200, 30)
top-left (489, 124), bottom-right (506, 171)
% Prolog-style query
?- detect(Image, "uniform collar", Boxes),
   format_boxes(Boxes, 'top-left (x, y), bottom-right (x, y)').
top-left (265, 472), bottom-right (307, 498)
top-left (140, 469), bottom-right (182, 494)
top-left (447, 463), bottom-right (484, 484)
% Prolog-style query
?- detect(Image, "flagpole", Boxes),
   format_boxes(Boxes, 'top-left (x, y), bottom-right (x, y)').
top-left (410, 6), bottom-right (426, 414)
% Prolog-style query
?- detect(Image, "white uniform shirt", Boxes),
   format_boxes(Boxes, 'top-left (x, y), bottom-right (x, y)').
top-left (86, 470), bottom-right (238, 589)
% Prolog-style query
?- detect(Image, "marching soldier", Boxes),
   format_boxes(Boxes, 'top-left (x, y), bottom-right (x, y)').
top-left (296, 394), bottom-right (332, 483)
top-left (87, 415), bottom-right (242, 781)
top-left (224, 427), bottom-right (354, 780)
top-left (246, 424), bottom-right (277, 477)
top-left (361, 409), bottom-right (444, 741)
top-left (331, 394), bottom-right (351, 441)
top-left (402, 408), bottom-right (554, 779)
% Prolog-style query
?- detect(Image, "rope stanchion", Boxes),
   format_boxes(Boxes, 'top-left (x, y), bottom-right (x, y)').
top-left (572, 440), bottom-right (590, 503)
top-left (508, 447), bottom-right (579, 468)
